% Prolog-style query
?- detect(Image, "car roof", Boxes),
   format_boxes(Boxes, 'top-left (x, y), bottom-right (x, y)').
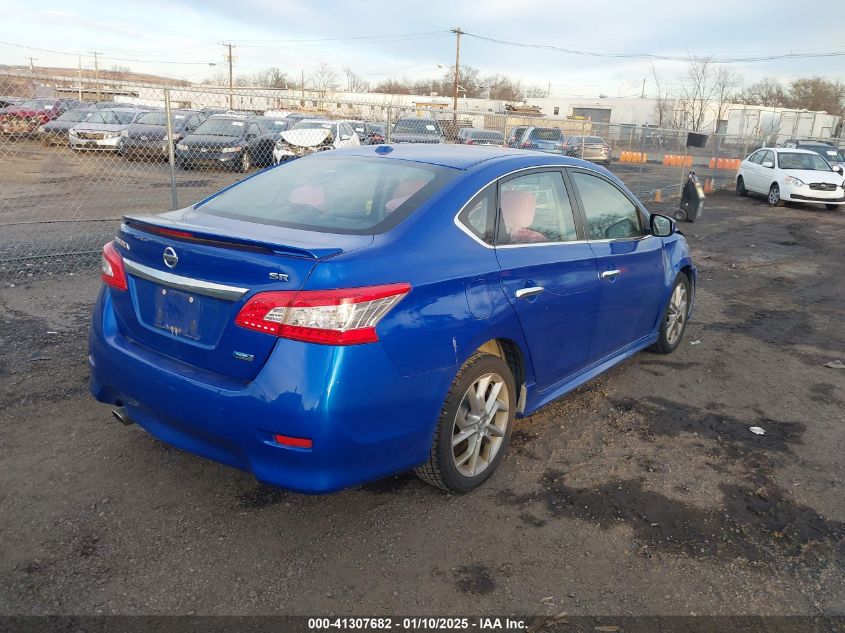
top-left (327, 144), bottom-right (584, 170)
top-left (769, 147), bottom-right (819, 155)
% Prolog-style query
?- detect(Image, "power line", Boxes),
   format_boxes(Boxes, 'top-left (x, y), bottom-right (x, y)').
top-left (230, 31), bottom-right (450, 45)
top-left (461, 31), bottom-right (845, 63)
top-left (0, 41), bottom-right (218, 65)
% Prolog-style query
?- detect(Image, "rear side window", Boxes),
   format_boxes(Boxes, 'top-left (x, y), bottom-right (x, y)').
top-left (198, 156), bottom-right (456, 235)
top-left (496, 172), bottom-right (578, 245)
top-left (570, 172), bottom-right (643, 240)
top-left (530, 128), bottom-right (562, 141)
top-left (458, 185), bottom-right (496, 244)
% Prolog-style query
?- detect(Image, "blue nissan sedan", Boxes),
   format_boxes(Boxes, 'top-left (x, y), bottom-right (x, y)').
top-left (90, 145), bottom-right (696, 494)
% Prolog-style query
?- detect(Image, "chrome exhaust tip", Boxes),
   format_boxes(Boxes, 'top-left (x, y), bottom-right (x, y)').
top-left (111, 407), bottom-right (135, 426)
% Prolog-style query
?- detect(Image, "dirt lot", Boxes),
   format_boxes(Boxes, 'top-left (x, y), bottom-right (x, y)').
top-left (0, 190), bottom-right (843, 620)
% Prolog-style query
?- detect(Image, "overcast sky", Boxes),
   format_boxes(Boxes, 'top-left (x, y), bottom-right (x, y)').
top-left (2, 0), bottom-right (844, 97)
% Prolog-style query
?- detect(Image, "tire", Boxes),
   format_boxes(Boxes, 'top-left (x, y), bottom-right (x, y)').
top-left (673, 208), bottom-right (687, 222)
top-left (825, 204), bottom-right (838, 211)
top-left (415, 353), bottom-right (516, 493)
top-left (768, 183), bottom-right (785, 207)
top-left (736, 176), bottom-right (747, 196)
top-left (651, 273), bottom-right (691, 355)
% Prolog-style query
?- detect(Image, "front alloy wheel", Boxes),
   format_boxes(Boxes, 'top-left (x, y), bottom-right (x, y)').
top-left (768, 183), bottom-right (785, 207)
top-left (416, 353), bottom-right (516, 492)
top-left (651, 273), bottom-right (691, 354)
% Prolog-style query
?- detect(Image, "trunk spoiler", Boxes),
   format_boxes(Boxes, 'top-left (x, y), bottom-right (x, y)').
top-left (122, 215), bottom-right (342, 260)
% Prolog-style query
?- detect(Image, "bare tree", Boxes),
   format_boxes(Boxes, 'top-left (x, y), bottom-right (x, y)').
top-left (522, 84), bottom-right (548, 99)
top-left (650, 63), bottom-right (674, 129)
top-left (736, 78), bottom-right (789, 107)
top-left (310, 62), bottom-right (338, 97)
top-left (712, 66), bottom-right (740, 132)
top-left (486, 74), bottom-right (523, 101)
top-left (677, 56), bottom-right (723, 131)
top-left (343, 67), bottom-right (369, 93)
top-left (788, 77), bottom-right (845, 116)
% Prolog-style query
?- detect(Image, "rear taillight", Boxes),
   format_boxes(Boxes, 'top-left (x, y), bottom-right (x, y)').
top-left (101, 242), bottom-right (128, 291)
top-left (235, 283), bottom-right (411, 345)
top-left (466, 139), bottom-right (474, 145)
top-left (521, 141), bottom-right (536, 149)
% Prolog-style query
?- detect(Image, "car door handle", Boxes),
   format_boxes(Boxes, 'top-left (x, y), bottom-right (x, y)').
top-left (515, 286), bottom-right (545, 299)
top-left (600, 269), bottom-right (621, 280)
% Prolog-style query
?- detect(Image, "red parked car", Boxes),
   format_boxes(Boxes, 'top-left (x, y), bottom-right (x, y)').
top-left (0, 98), bottom-right (86, 137)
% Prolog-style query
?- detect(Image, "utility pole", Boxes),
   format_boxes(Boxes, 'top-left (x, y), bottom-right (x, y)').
top-left (77, 56), bottom-right (83, 100)
top-left (89, 51), bottom-right (102, 101)
top-left (223, 42), bottom-right (235, 109)
top-left (451, 27), bottom-right (463, 126)
top-left (547, 82), bottom-right (551, 98)
top-left (26, 57), bottom-right (37, 72)
top-left (641, 77), bottom-right (646, 98)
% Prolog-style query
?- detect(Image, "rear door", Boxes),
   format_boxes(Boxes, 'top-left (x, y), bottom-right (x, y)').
top-left (493, 169), bottom-right (601, 389)
top-left (567, 169), bottom-right (666, 361)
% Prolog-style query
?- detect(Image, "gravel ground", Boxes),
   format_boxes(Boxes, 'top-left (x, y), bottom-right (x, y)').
top-left (0, 189), bottom-right (843, 619)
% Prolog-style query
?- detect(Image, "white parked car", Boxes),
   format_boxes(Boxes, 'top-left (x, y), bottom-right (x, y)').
top-left (272, 119), bottom-right (360, 163)
top-left (736, 147), bottom-right (845, 209)
top-left (68, 108), bottom-right (148, 151)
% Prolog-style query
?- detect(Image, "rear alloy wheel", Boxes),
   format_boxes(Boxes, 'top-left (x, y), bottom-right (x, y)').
top-left (768, 183), bottom-right (785, 207)
top-left (651, 274), bottom-right (690, 354)
top-left (415, 353), bottom-right (515, 493)
top-left (239, 152), bottom-right (252, 173)
top-left (736, 176), bottom-right (747, 196)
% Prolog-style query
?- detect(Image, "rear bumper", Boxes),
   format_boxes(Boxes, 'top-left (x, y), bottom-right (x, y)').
top-left (88, 287), bottom-right (454, 493)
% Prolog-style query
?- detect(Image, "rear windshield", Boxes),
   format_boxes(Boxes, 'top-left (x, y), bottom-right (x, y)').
top-left (57, 108), bottom-right (94, 122)
top-left (198, 156), bottom-right (457, 234)
top-left (777, 152), bottom-right (831, 171)
top-left (193, 118), bottom-right (247, 136)
top-left (530, 128), bottom-right (563, 141)
top-left (470, 130), bottom-right (504, 141)
top-left (807, 146), bottom-right (845, 162)
top-left (86, 110), bottom-right (137, 125)
top-left (394, 119), bottom-right (441, 135)
top-left (136, 111), bottom-right (188, 126)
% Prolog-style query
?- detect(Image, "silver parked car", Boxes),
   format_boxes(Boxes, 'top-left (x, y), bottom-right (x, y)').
top-left (68, 108), bottom-right (149, 151)
top-left (568, 136), bottom-right (612, 166)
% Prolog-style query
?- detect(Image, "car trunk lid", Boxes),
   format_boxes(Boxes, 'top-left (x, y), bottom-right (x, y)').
top-left (110, 211), bottom-right (372, 381)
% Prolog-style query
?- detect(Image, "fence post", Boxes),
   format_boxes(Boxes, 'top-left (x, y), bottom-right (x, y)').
top-left (501, 114), bottom-right (508, 147)
top-left (581, 120), bottom-right (586, 159)
top-left (164, 88), bottom-right (178, 210)
top-left (636, 125), bottom-right (645, 198)
top-left (386, 104), bottom-right (393, 143)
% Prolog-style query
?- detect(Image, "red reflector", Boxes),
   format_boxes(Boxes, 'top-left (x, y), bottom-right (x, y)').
top-left (273, 434), bottom-right (313, 449)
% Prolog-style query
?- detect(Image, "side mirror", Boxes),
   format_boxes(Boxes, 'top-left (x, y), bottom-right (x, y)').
top-left (833, 165), bottom-right (844, 175)
top-left (762, 160), bottom-right (774, 168)
top-left (650, 214), bottom-right (675, 238)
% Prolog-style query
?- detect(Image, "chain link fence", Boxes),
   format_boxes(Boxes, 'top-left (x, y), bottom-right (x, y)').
top-left (1, 74), bottom-right (839, 282)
